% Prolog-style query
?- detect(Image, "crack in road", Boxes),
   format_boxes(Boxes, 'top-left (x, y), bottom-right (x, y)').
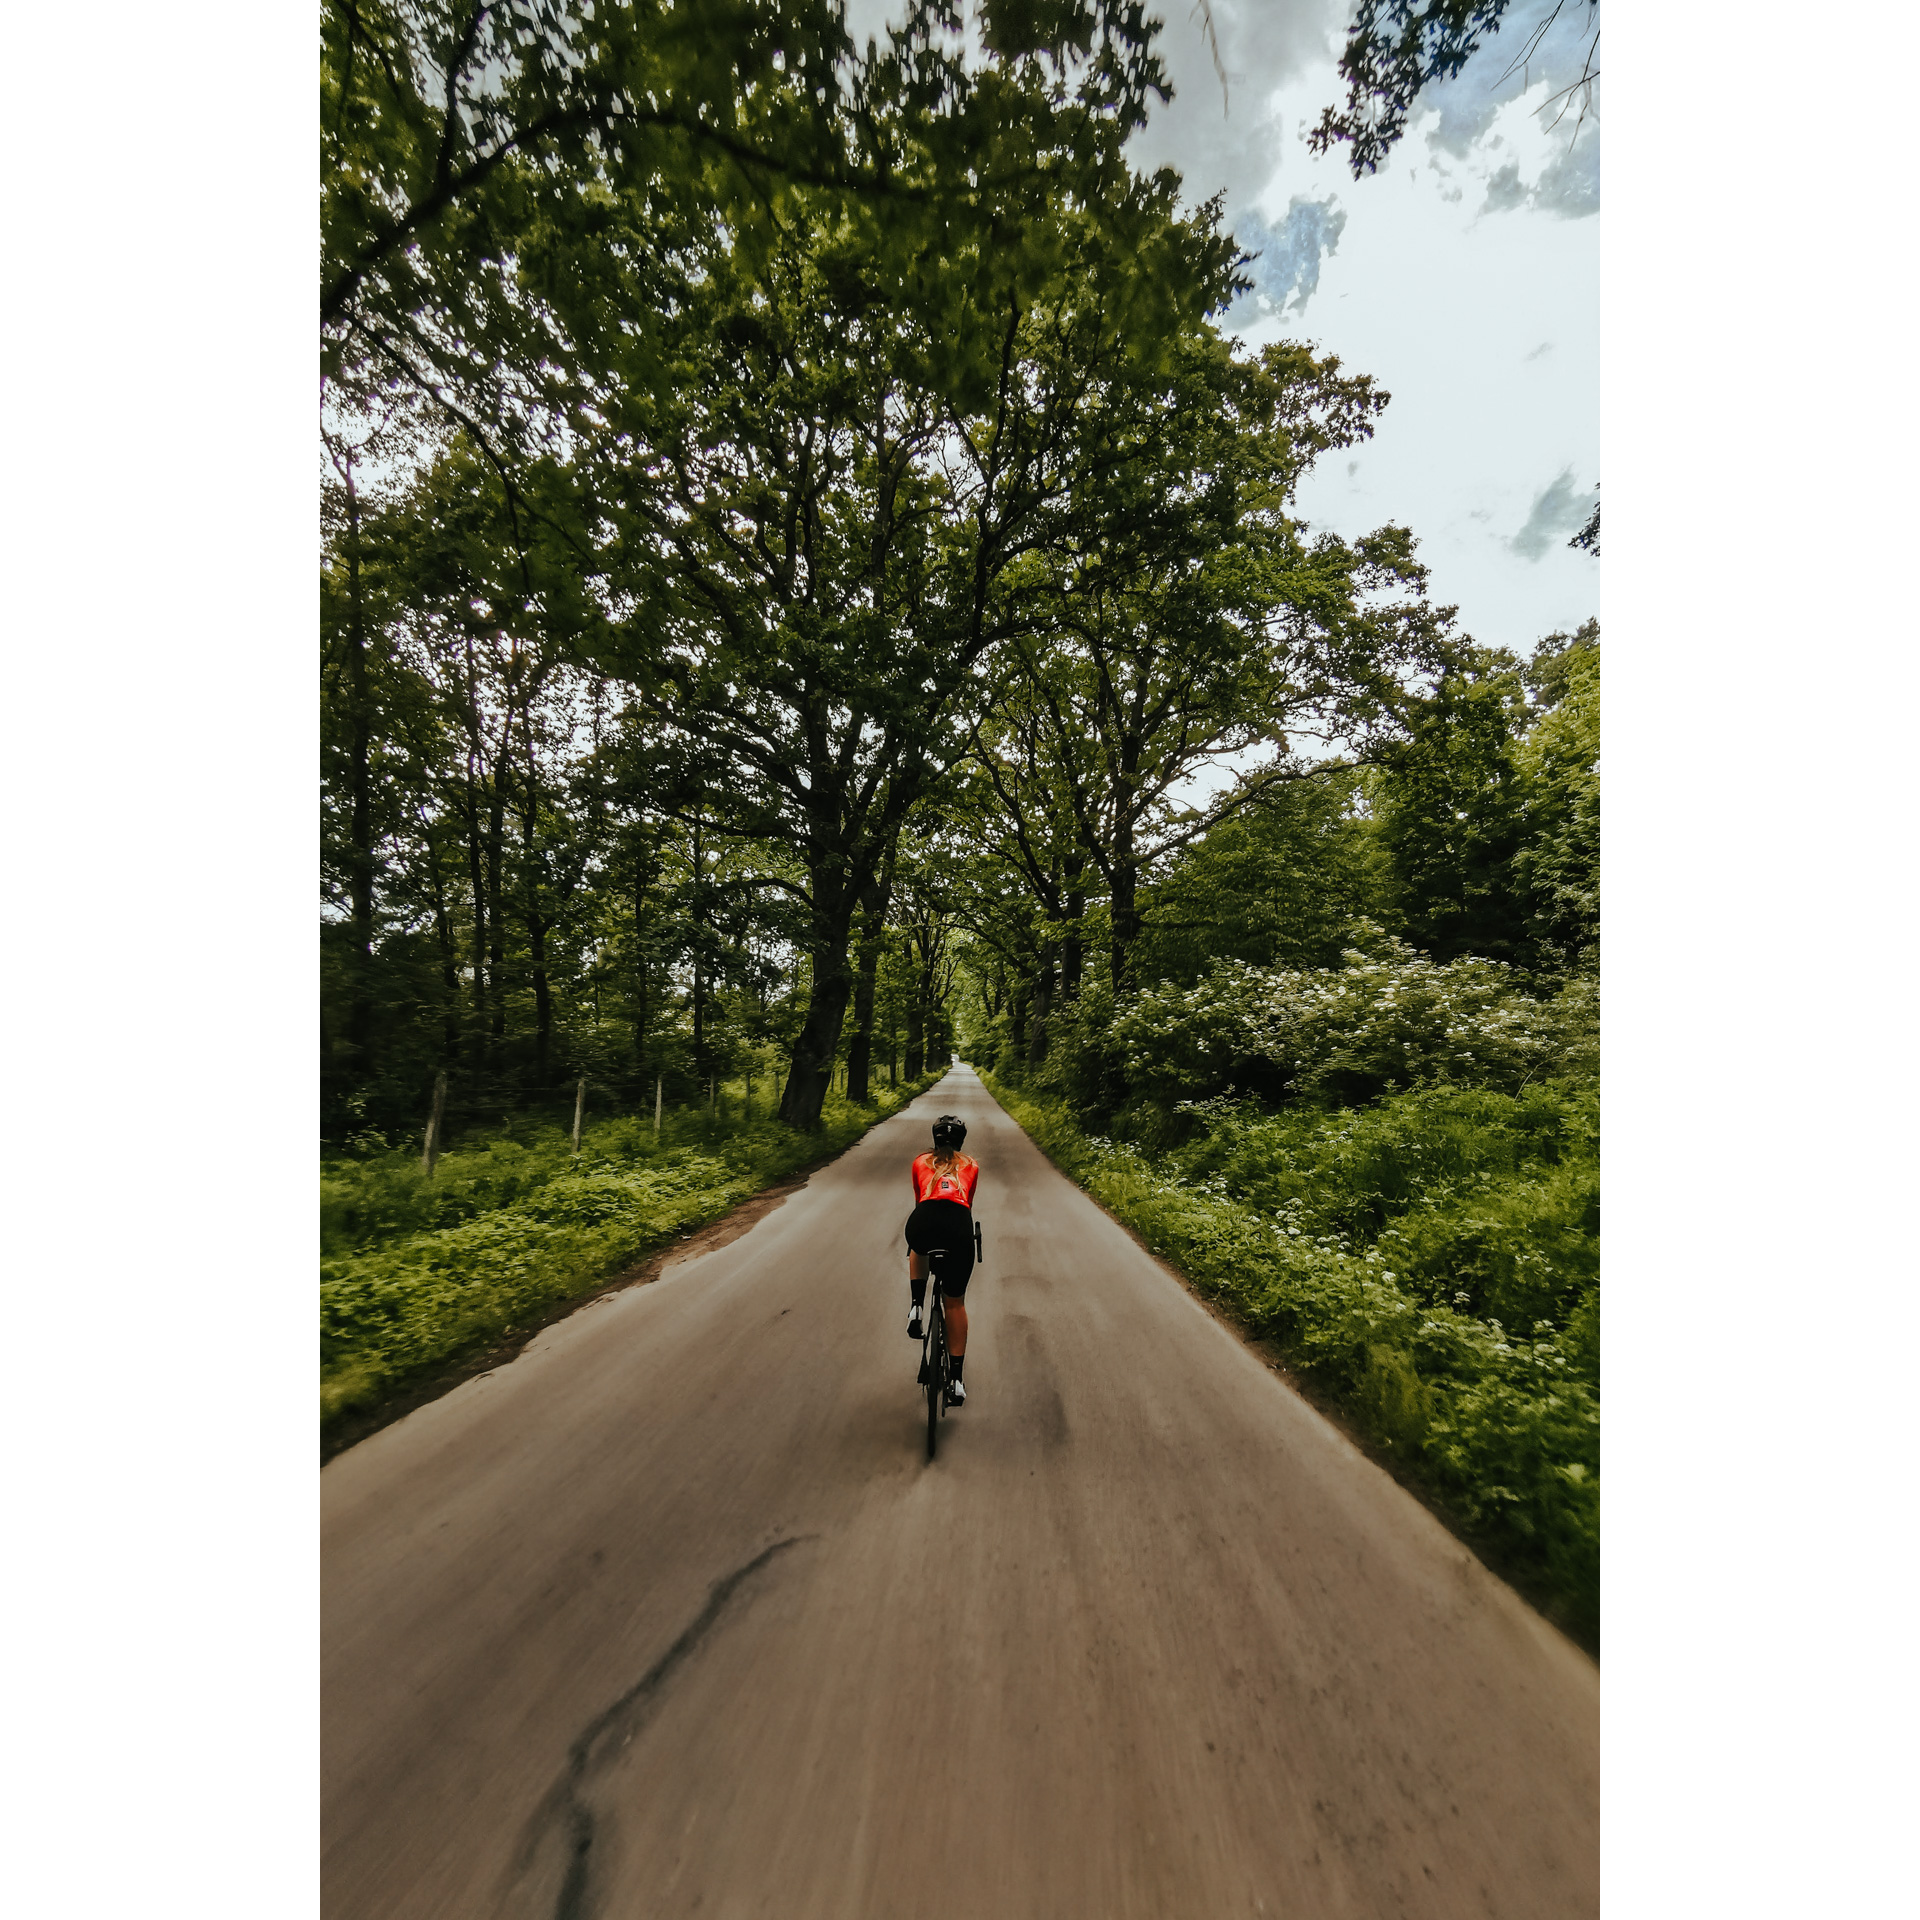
top-left (502, 1536), bottom-right (809, 1920)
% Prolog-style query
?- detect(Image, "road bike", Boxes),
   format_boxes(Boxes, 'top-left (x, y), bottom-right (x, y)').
top-left (916, 1219), bottom-right (982, 1463)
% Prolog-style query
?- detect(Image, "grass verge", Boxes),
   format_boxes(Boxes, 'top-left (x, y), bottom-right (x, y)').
top-left (982, 1072), bottom-right (1598, 1651)
top-left (322, 1076), bottom-right (940, 1446)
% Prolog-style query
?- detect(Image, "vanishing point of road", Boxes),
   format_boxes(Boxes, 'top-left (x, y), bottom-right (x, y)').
top-left (323, 1065), bottom-right (1598, 1919)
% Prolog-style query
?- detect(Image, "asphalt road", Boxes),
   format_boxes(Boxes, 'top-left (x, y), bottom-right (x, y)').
top-left (323, 1065), bottom-right (1597, 1919)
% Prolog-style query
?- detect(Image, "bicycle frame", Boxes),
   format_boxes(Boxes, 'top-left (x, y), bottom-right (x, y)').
top-left (921, 1252), bottom-right (949, 1459)
top-left (919, 1226), bottom-right (978, 1461)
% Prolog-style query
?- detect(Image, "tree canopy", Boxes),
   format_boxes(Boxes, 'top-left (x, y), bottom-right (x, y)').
top-left (321, 0), bottom-right (1597, 1145)
top-left (1308, 0), bottom-right (1599, 177)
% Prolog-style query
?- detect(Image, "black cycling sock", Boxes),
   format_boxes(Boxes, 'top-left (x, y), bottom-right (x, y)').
top-left (910, 1281), bottom-right (926, 1306)
top-left (948, 1353), bottom-right (964, 1380)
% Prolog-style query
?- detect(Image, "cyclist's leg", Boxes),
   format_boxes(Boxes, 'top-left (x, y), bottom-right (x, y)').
top-left (904, 1209), bottom-right (931, 1306)
top-left (904, 1249), bottom-right (927, 1339)
top-left (944, 1250), bottom-right (973, 1359)
top-left (941, 1214), bottom-right (976, 1357)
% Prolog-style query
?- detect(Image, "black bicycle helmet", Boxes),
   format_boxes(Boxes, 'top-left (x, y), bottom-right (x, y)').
top-left (931, 1114), bottom-right (967, 1152)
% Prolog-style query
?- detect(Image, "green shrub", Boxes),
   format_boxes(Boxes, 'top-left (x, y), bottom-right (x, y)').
top-left (321, 1077), bottom-right (940, 1425)
top-left (319, 1105), bottom-right (816, 1255)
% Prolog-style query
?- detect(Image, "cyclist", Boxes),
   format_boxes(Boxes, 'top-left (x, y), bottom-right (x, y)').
top-left (904, 1114), bottom-right (979, 1406)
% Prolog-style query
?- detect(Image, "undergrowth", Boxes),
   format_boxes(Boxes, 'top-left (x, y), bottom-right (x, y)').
top-left (321, 1077), bottom-right (939, 1428)
top-left (983, 1072), bottom-right (1598, 1647)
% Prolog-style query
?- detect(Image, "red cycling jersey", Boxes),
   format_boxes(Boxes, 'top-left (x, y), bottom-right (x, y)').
top-left (911, 1151), bottom-right (979, 1209)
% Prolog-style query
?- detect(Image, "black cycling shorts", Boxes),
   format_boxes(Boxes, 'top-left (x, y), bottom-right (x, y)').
top-left (904, 1197), bottom-right (975, 1296)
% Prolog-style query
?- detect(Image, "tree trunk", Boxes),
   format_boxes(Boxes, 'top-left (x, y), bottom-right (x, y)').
top-left (844, 851), bottom-right (894, 1105)
top-left (845, 915), bottom-right (882, 1104)
top-left (689, 815), bottom-right (707, 1090)
top-left (777, 803), bottom-right (884, 1127)
top-left (423, 820), bottom-right (462, 1065)
top-left (421, 1070), bottom-right (448, 1177)
top-left (778, 928), bottom-right (856, 1127)
top-left (904, 986), bottom-right (924, 1080)
top-left (632, 844), bottom-right (652, 1081)
top-left (1029, 951), bottom-right (1054, 1070)
top-left (341, 453), bottom-right (376, 1076)
top-left (633, 952), bottom-right (649, 1082)
top-left (486, 771), bottom-right (508, 1051)
top-left (462, 756), bottom-right (489, 1069)
top-left (523, 807), bottom-right (552, 1086)
top-left (1109, 814), bottom-right (1140, 992)
top-left (529, 908), bottom-right (552, 1083)
top-left (519, 715), bottom-right (554, 1086)
top-left (692, 957), bottom-right (705, 1089)
top-left (1061, 877), bottom-right (1086, 1001)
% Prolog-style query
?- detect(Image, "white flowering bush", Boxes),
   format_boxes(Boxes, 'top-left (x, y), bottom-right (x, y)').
top-left (1116, 940), bottom-right (1594, 1105)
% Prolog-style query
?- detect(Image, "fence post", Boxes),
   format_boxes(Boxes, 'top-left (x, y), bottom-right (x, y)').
top-left (421, 1070), bottom-right (448, 1179)
top-left (572, 1077), bottom-right (587, 1158)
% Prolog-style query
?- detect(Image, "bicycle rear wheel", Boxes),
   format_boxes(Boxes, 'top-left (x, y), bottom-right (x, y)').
top-left (925, 1305), bottom-right (944, 1461)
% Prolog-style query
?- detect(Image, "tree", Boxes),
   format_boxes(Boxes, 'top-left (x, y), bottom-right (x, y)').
top-left (1129, 773), bottom-right (1378, 985)
top-left (1374, 650), bottom-right (1534, 966)
top-left (317, 0), bottom-right (1319, 1133)
top-left (1308, 0), bottom-right (1599, 177)
top-left (1372, 623), bottom-right (1599, 975)
top-left (978, 333), bottom-right (1451, 992)
top-left (1515, 621), bottom-right (1598, 969)
top-left (560, 135), bottom-right (1242, 1124)
top-left (955, 676), bottom-right (1094, 1070)
top-left (318, 1), bottom-right (1602, 1153)
top-left (843, 837), bottom-right (898, 1105)
top-left (324, 0), bottom-right (854, 364)
top-left (1570, 486), bottom-right (1599, 557)
top-left (321, 0), bottom-right (1178, 487)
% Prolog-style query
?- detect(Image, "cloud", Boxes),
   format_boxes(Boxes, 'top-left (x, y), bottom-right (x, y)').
top-left (1425, 80), bottom-right (1508, 160)
top-left (1420, 0), bottom-right (1599, 215)
top-left (1482, 161), bottom-right (1528, 214)
top-left (1509, 468), bottom-right (1590, 561)
top-left (1533, 133), bottom-right (1599, 218)
top-left (1474, 128), bottom-right (1596, 221)
top-left (1122, 0), bottom-right (1347, 216)
top-left (1239, 195), bottom-right (1347, 313)
top-left (1422, 0), bottom-right (1598, 144)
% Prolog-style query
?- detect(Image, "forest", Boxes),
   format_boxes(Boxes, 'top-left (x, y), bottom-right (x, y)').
top-left (321, 1), bottom-right (1598, 1633)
